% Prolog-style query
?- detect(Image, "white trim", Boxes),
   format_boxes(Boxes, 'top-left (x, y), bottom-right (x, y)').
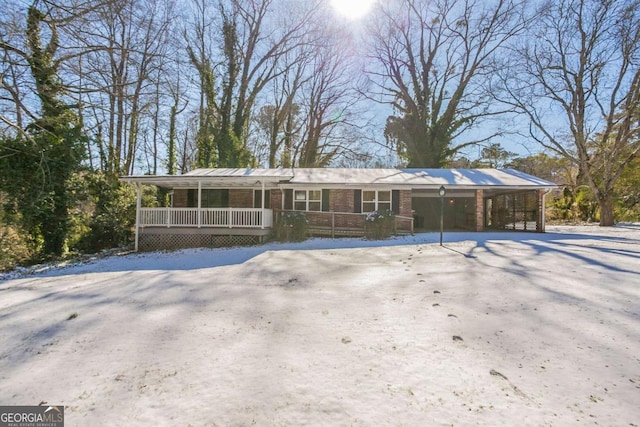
top-left (197, 180), bottom-right (202, 228)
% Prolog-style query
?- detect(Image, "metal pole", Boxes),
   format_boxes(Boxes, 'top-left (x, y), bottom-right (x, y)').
top-left (440, 194), bottom-right (444, 246)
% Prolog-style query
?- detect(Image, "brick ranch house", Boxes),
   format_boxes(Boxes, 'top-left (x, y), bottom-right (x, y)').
top-left (120, 168), bottom-right (556, 251)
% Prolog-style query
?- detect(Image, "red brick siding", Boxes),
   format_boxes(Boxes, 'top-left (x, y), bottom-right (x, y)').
top-left (229, 189), bottom-right (253, 208)
top-left (537, 189), bottom-right (545, 232)
top-left (270, 189), bottom-right (283, 210)
top-left (330, 189), bottom-right (355, 213)
top-left (173, 189), bottom-right (188, 207)
top-left (475, 189), bottom-right (484, 231)
top-left (398, 190), bottom-right (412, 217)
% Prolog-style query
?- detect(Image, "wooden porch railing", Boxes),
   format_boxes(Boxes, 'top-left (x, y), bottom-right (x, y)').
top-left (140, 208), bottom-right (273, 229)
top-left (274, 210), bottom-right (414, 237)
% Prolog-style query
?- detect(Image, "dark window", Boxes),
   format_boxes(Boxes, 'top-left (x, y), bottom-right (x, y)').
top-left (202, 189), bottom-right (228, 208)
top-left (322, 189), bottom-right (330, 212)
top-left (254, 190), bottom-right (271, 208)
top-left (186, 189), bottom-right (229, 208)
top-left (392, 190), bottom-right (400, 214)
top-left (284, 189), bottom-right (293, 210)
top-left (354, 190), bottom-right (362, 213)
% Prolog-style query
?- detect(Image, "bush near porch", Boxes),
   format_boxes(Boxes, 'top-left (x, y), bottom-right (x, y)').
top-left (274, 211), bottom-right (309, 242)
top-left (364, 209), bottom-right (395, 240)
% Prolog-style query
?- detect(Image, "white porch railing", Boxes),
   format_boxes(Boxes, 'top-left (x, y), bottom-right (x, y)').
top-left (140, 208), bottom-right (273, 229)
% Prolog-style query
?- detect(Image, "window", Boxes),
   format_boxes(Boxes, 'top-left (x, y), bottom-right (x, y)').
top-left (362, 190), bottom-right (391, 213)
top-left (294, 190), bottom-right (322, 211)
top-left (187, 189), bottom-right (229, 208)
top-left (254, 190), bottom-right (271, 208)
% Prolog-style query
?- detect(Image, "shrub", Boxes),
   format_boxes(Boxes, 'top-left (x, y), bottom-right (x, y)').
top-left (0, 222), bottom-right (32, 272)
top-left (72, 172), bottom-right (141, 253)
top-left (274, 211), bottom-right (309, 242)
top-left (364, 209), bottom-right (395, 240)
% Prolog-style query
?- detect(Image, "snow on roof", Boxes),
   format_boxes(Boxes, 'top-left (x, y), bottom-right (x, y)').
top-left (401, 168), bottom-right (557, 187)
top-left (288, 168), bottom-right (556, 188)
top-left (184, 168), bottom-right (294, 179)
top-left (121, 168), bottom-right (556, 189)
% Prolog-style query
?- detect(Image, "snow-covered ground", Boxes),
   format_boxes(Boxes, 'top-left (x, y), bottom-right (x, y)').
top-left (1, 225), bottom-right (639, 426)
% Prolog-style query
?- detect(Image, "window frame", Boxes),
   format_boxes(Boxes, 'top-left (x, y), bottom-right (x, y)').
top-left (362, 190), bottom-right (392, 213)
top-left (293, 189), bottom-right (322, 212)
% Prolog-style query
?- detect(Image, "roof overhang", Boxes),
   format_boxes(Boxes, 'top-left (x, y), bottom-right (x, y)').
top-left (119, 168), bottom-right (294, 189)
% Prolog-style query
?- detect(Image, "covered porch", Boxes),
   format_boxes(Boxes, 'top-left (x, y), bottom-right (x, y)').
top-left (121, 169), bottom-right (292, 251)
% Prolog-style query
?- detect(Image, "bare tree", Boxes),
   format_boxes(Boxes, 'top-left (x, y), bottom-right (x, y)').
top-left (71, 0), bottom-right (174, 175)
top-left (366, 0), bottom-right (528, 167)
top-left (185, 0), bottom-right (320, 168)
top-left (250, 48), bottom-right (307, 168)
top-left (497, 0), bottom-right (640, 225)
top-left (296, 33), bottom-right (365, 167)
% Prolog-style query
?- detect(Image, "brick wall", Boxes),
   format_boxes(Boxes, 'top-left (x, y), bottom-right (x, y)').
top-left (270, 189), bottom-right (283, 210)
top-left (173, 189), bottom-right (188, 207)
top-left (229, 189), bottom-right (253, 208)
top-left (330, 189), bottom-right (355, 213)
top-left (475, 189), bottom-right (484, 231)
top-left (537, 189), bottom-right (544, 232)
top-left (398, 190), bottom-right (412, 217)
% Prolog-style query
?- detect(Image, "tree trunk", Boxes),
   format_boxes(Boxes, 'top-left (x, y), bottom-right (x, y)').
top-left (598, 193), bottom-right (615, 226)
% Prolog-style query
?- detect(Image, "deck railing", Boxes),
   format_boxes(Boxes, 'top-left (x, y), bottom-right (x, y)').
top-left (140, 208), bottom-right (273, 229)
top-left (274, 210), bottom-right (414, 237)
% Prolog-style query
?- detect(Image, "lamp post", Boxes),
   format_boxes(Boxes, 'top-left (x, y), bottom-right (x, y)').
top-left (439, 185), bottom-right (446, 246)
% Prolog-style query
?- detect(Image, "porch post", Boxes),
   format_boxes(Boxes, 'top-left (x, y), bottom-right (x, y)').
top-left (197, 180), bottom-right (202, 228)
top-left (475, 189), bottom-right (484, 232)
top-left (135, 182), bottom-right (142, 252)
top-left (261, 180), bottom-right (265, 229)
top-left (538, 189), bottom-right (546, 232)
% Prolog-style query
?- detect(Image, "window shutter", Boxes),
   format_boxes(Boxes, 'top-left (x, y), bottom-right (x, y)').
top-left (187, 189), bottom-right (196, 207)
top-left (392, 190), bottom-right (400, 214)
top-left (354, 190), bottom-right (361, 213)
top-left (284, 189), bottom-right (293, 210)
top-left (322, 189), bottom-right (330, 212)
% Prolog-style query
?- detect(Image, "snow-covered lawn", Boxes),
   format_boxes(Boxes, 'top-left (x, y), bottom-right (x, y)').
top-left (1, 225), bottom-right (639, 426)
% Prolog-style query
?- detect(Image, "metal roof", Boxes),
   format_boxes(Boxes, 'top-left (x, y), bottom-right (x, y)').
top-left (120, 168), bottom-right (294, 188)
top-left (120, 167), bottom-right (556, 190)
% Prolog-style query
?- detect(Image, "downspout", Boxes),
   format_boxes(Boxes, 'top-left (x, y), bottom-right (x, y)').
top-left (135, 182), bottom-right (142, 252)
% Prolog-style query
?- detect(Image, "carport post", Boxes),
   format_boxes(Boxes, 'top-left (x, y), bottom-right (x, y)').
top-left (439, 185), bottom-right (446, 246)
top-left (135, 182), bottom-right (141, 252)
